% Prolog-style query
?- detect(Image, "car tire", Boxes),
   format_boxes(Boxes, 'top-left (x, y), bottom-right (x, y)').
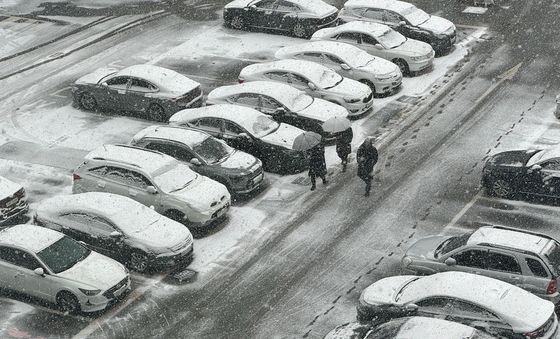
top-left (492, 179), bottom-right (513, 198)
top-left (359, 79), bottom-right (376, 95)
top-left (230, 16), bottom-right (245, 30)
top-left (57, 291), bottom-right (80, 314)
top-left (393, 59), bottom-right (410, 76)
top-left (147, 103), bottom-right (165, 122)
top-left (129, 251), bottom-right (150, 273)
top-left (79, 92), bottom-right (98, 111)
top-left (292, 23), bottom-right (308, 39)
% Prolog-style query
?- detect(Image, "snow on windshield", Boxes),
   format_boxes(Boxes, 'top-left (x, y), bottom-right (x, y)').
top-left (377, 29), bottom-right (407, 49)
top-left (154, 163), bottom-right (197, 193)
top-left (251, 115), bottom-right (279, 138)
top-left (289, 93), bottom-right (314, 112)
top-left (401, 6), bottom-right (430, 26)
top-left (315, 69), bottom-right (342, 89)
top-left (193, 137), bottom-right (233, 164)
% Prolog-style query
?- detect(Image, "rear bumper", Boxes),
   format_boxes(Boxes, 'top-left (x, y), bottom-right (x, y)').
top-left (153, 245), bottom-right (194, 268)
top-left (0, 198), bottom-right (29, 225)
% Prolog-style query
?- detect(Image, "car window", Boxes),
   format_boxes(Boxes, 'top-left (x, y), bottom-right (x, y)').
top-left (265, 71), bottom-right (290, 83)
top-left (300, 52), bottom-right (323, 63)
top-left (452, 249), bottom-right (488, 269)
top-left (234, 93), bottom-right (261, 107)
top-left (541, 160), bottom-right (560, 171)
top-left (287, 73), bottom-right (309, 87)
top-left (121, 169), bottom-right (152, 189)
top-left (88, 166), bottom-right (108, 176)
top-left (193, 118), bottom-right (224, 133)
top-left (384, 10), bottom-right (402, 24)
top-left (360, 34), bottom-right (380, 46)
top-left (416, 297), bottom-right (453, 311)
top-left (324, 54), bottom-right (344, 65)
top-left (526, 257), bottom-right (549, 277)
top-left (276, 1), bottom-right (299, 12)
top-left (128, 78), bottom-right (156, 92)
top-left (335, 32), bottom-right (360, 44)
top-left (260, 96), bottom-right (282, 111)
top-left (224, 121), bottom-right (245, 135)
top-left (61, 213), bottom-right (115, 234)
top-left (255, 0), bottom-right (275, 10)
top-left (363, 8), bottom-right (384, 20)
top-left (0, 246), bottom-right (41, 270)
top-left (486, 251), bottom-right (522, 274)
top-left (105, 76), bottom-right (129, 89)
top-left (448, 300), bottom-right (499, 319)
top-left (145, 142), bottom-right (196, 163)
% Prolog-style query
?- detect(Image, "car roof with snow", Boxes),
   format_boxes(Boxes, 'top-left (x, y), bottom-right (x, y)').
top-left (344, 0), bottom-right (415, 12)
top-left (323, 21), bottom-right (392, 37)
top-left (375, 317), bottom-right (485, 339)
top-left (85, 144), bottom-right (177, 175)
top-left (526, 147), bottom-right (560, 166)
top-left (132, 125), bottom-right (210, 149)
top-left (398, 272), bottom-right (552, 330)
top-left (276, 41), bottom-right (374, 66)
top-left (169, 104), bottom-right (273, 131)
top-left (468, 226), bottom-right (552, 254)
top-left (226, 0), bottom-right (336, 15)
top-left (241, 60), bottom-right (338, 85)
top-left (208, 81), bottom-right (303, 105)
top-left (115, 64), bottom-right (199, 92)
top-left (0, 224), bottom-right (63, 253)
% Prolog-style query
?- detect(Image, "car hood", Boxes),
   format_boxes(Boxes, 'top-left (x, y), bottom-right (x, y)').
top-left (171, 175), bottom-right (230, 211)
top-left (224, 0), bottom-right (253, 9)
top-left (396, 39), bottom-right (434, 57)
top-left (75, 68), bottom-right (116, 85)
top-left (362, 275), bottom-right (418, 305)
top-left (358, 58), bottom-right (400, 78)
top-left (57, 251), bottom-right (127, 290)
top-left (219, 150), bottom-right (259, 170)
top-left (127, 217), bottom-right (192, 252)
top-left (487, 150), bottom-right (537, 168)
top-left (261, 123), bottom-right (301, 149)
top-left (406, 235), bottom-right (450, 260)
top-left (298, 98), bottom-right (348, 122)
top-left (0, 177), bottom-right (22, 199)
top-left (329, 77), bottom-right (371, 100)
top-left (418, 16), bottom-right (455, 35)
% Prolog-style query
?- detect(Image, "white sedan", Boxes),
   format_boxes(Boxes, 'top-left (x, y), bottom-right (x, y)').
top-left (357, 272), bottom-right (558, 339)
top-left (275, 40), bottom-right (402, 95)
top-left (238, 60), bottom-right (373, 117)
top-left (0, 224), bottom-right (130, 313)
top-left (312, 21), bottom-right (434, 75)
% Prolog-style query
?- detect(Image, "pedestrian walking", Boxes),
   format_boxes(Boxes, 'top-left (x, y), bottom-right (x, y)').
top-left (555, 94), bottom-right (560, 119)
top-left (336, 127), bottom-right (353, 172)
top-left (357, 137), bottom-right (378, 196)
top-left (307, 143), bottom-right (328, 191)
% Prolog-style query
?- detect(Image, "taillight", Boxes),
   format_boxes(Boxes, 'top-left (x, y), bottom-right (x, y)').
top-left (524, 328), bottom-right (545, 338)
top-left (73, 173), bottom-right (81, 181)
top-left (546, 278), bottom-right (557, 295)
top-left (238, 78), bottom-right (244, 83)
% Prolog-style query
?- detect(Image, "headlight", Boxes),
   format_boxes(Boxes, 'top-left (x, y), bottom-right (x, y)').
top-left (410, 55), bottom-right (427, 61)
top-left (79, 288), bottom-right (101, 296)
top-left (344, 97), bottom-right (361, 103)
top-left (375, 74), bottom-right (393, 81)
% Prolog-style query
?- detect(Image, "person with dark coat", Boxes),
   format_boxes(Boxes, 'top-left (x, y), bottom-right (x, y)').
top-left (357, 137), bottom-right (378, 196)
top-left (306, 143), bottom-right (327, 191)
top-left (335, 127), bottom-right (353, 172)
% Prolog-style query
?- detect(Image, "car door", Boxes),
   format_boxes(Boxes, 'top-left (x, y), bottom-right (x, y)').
top-left (0, 246), bottom-right (23, 290)
top-left (101, 76), bottom-right (130, 111)
top-left (447, 248), bottom-right (489, 275)
top-left (334, 32), bottom-right (361, 48)
top-left (535, 160), bottom-right (560, 198)
top-left (223, 121), bottom-right (259, 156)
top-left (275, 0), bottom-right (300, 31)
top-left (190, 117), bottom-right (226, 139)
top-left (84, 215), bottom-right (125, 261)
top-left (445, 299), bottom-right (513, 337)
top-left (286, 72), bottom-right (316, 95)
top-left (249, 0), bottom-right (278, 28)
top-left (358, 33), bottom-right (386, 59)
top-left (524, 256), bottom-right (552, 297)
top-left (320, 53), bottom-right (348, 75)
top-left (230, 93), bottom-right (262, 112)
top-left (126, 77), bottom-right (158, 114)
top-left (414, 297), bottom-right (454, 320)
top-left (144, 140), bottom-right (211, 178)
top-left (263, 71), bottom-right (291, 89)
top-left (118, 168), bottom-right (160, 209)
top-left (484, 250), bottom-right (526, 289)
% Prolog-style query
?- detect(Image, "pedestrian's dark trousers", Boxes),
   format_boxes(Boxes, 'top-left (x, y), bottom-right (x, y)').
top-left (310, 173), bottom-right (326, 188)
top-left (360, 174), bottom-right (373, 194)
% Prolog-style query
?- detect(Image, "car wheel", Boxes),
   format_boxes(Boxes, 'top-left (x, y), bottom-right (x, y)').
top-left (79, 92), bottom-right (97, 111)
top-left (57, 291), bottom-right (80, 314)
top-left (393, 59), bottom-right (410, 76)
top-left (129, 251), bottom-right (149, 273)
top-left (292, 23), bottom-right (308, 39)
top-left (147, 104), bottom-right (165, 122)
top-left (492, 179), bottom-right (512, 198)
top-left (230, 16), bottom-right (245, 30)
top-left (359, 79), bottom-right (376, 94)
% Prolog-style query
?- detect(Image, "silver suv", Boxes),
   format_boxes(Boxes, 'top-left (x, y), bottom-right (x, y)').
top-left (402, 225), bottom-right (560, 304)
top-left (72, 144), bottom-right (231, 230)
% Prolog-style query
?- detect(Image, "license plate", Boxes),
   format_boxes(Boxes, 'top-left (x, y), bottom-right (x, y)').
top-left (6, 198), bottom-right (17, 207)
top-left (216, 205), bottom-right (228, 218)
top-left (252, 173), bottom-right (263, 184)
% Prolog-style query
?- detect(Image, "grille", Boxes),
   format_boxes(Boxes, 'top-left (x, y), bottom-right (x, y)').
top-left (363, 92), bottom-right (373, 103)
top-left (103, 277), bottom-right (128, 299)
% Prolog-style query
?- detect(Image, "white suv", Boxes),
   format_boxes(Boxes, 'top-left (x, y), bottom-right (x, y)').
top-left (72, 144), bottom-right (231, 230)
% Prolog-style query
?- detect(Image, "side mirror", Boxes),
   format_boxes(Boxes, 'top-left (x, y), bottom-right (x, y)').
top-left (404, 303), bottom-right (418, 312)
top-left (190, 158), bottom-right (202, 166)
top-left (110, 231), bottom-right (123, 238)
top-left (34, 267), bottom-right (45, 277)
top-left (101, 82), bottom-right (108, 87)
top-left (274, 108), bottom-right (286, 115)
top-left (398, 21), bottom-right (406, 26)
top-left (444, 257), bottom-right (457, 266)
top-left (308, 82), bottom-right (317, 91)
top-left (238, 132), bottom-right (250, 139)
top-left (340, 63), bottom-right (351, 71)
top-left (374, 43), bottom-right (383, 50)
top-left (146, 186), bottom-right (157, 194)
top-left (530, 164), bottom-right (542, 172)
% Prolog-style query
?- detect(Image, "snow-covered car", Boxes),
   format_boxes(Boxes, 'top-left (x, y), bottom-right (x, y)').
top-left (169, 104), bottom-right (308, 174)
top-left (223, 0), bottom-right (338, 38)
top-left (275, 40), bottom-right (402, 95)
top-left (72, 64), bottom-right (203, 121)
top-left (311, 21), bottom-right (434, 75)
top-left (206, 81), bottom-right (348, 138)
top-left (482, 147), bottom-right (560, 200)
top-left (401, 225), bottom-right (560, 304)
top-left (338, 0), bottom-right (456, 55)
top-left (0, 176), bottom-right (28, 225)
top-left (72, 144), bottom-right (231, 229)
top-left (131, 125), bottom-right (264, 195)
top-left (324, 317), bottom-right (496, 339)
top-left (238, 60), bottom-right (373, 117)
top-left (0, 224), bottom-right (130, 313)
top-left (357, 272), bottom-right (558, 339)
top-left (34, 193), bottom-right (194, 273)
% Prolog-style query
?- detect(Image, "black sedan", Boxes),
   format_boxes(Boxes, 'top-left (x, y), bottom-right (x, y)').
top-left (223, 0), bottom-right (338, 39)
top-left (72, 64), bottom-right (203, 121)
top-left (169, 105), bottom-right (308, 174)
top-left (482, 148), bottom-right (560, 199)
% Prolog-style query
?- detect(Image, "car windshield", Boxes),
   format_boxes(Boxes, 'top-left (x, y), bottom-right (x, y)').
top-left (193, 137), bottom-right (234, 164)
top-left (153, 163), bottom-right (197, 193)
top-left (251, 115), bottom-right (280, 138)
top-left (435, 232), bottom-right (472, 258)
top-left (290, 93), bottom-right (314, 111)
top-left (401, 6), bottom-right (430, 26)
top-left (394, 277), bottom-right (420, 301)
top-left (377, 29), bottom-right (407, 49)
top-left (544, 241), bottom-right (560, 275)
top-left (37, 236), bottom-right (91, 274)
top-left (316, 69), bottom-right (343, 89)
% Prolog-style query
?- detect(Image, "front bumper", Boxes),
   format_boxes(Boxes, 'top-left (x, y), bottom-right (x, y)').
top-left (346, 99), bottom-right (373, 117)
top-left (153, 244), bottom-right (194, 268)
top-left (189, 201), bottom-right (231, 228)
top-left (373, 77), bottom-right (402, 94)
top-left (231, 170), bottom-right (265, 194)
top-left (0, 198), bottom-right (29, 225)
top-left (408, 57), bottom-right (434, 72)
top-left (80, 277), bottom-right (131, 313)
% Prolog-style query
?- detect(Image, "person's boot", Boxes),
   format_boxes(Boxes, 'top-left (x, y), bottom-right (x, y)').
top-left (364, 190), bottom-right (370, 197)
top-left (310, 184), bottom-right (316, 191)
top-left (322, 177), bottom-right (328, 185)
top-left (342, 162), bottom-right (347, 172)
